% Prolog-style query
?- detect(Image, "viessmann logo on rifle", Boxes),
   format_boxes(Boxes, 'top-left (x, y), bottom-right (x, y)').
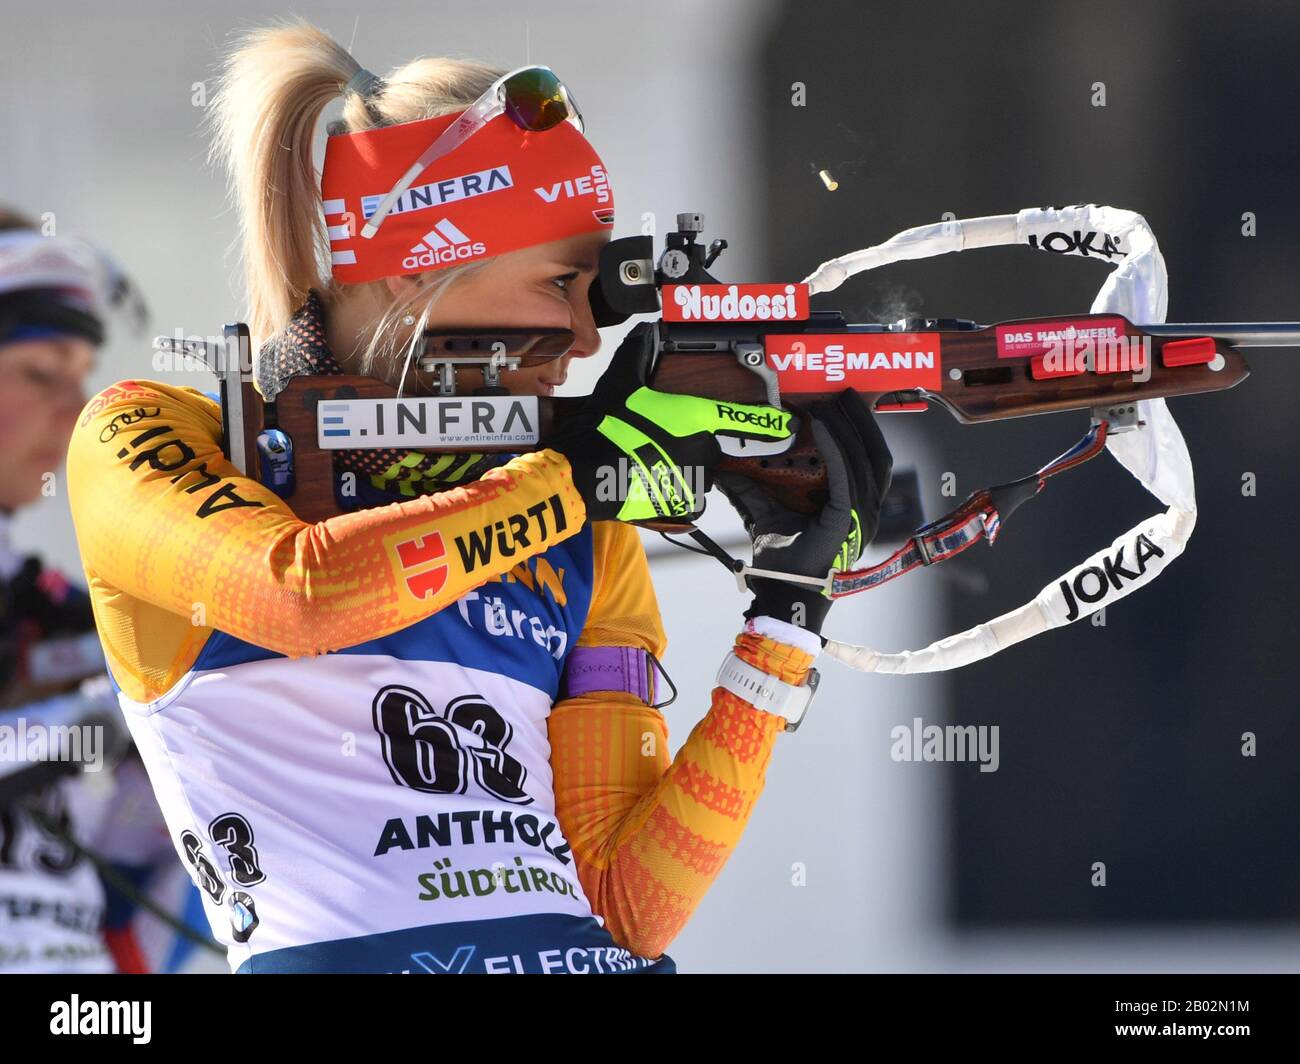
top-left (662, 283), bottom-right (810, 322)
top-left (316, 396), bottom-right (539, 450)
top-left (763, 333), bottom-right (943, 392)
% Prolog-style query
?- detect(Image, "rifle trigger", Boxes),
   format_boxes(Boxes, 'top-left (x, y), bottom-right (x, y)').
top-left (734, 343), bottom-right (784, 408)
top-left (717, 434), bottom-right (796, 457)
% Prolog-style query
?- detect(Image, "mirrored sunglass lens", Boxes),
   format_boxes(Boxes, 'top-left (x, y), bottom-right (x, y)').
top-left (503, 68), bottom-right (570, 130)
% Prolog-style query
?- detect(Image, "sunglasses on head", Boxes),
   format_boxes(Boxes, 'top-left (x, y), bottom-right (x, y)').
top-left (360, 65), bottom-right (583, 239)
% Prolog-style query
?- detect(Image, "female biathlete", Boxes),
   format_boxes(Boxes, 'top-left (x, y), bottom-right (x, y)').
top-left (66, 20), bottom-right (892, 974)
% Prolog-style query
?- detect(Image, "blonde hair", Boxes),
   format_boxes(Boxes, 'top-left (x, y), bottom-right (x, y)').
top-left (208, 19), bottom-right (505, 379)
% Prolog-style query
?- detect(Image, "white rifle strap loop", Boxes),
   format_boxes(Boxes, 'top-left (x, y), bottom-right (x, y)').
top-left (814, 204), bottom-right (1195, 675)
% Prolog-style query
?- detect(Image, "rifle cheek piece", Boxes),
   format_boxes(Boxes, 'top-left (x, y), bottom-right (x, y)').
top-left (590, 235), bottom-right (657, 327)
top-left (590, 213), bottom-right (730, 327)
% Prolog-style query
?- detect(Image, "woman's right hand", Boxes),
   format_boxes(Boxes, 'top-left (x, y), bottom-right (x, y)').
top-left (715, 389), bottom-right (893, 636)
top-left (545, 322), bottom-right (796, 524)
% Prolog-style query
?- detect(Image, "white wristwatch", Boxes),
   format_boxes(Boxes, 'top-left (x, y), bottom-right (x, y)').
top-left (714, 653), bottom-right (820, 732)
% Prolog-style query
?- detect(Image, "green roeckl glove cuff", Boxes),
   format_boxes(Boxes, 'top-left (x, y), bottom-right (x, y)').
top-left (593, 387), bottom-right (793, 522)
top-left (548, 323), bottom-right (796, 524)
top-left (716, 389), bottom-right (892, 636)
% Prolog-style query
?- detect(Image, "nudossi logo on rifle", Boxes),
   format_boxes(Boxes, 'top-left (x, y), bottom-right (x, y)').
top-left (664, 283), bottom-right (809, 322)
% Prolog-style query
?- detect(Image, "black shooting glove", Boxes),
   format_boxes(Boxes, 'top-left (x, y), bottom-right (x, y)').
top-left (714, 389), bottom-right (893, 636)
top-left (546, 322), bottom-right (796, 524)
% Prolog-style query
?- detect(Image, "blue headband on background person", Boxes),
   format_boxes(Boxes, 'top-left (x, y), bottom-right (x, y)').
top-left (3, 322), bottom-right (81, 343)
top-left (0, 287), bottom-right (105, 347)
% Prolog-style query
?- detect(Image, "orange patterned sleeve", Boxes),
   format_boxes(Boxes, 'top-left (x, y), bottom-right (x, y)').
top-left (66, 379), bottom-right (586, 701)
top-left (549, 522), bottom-right (809, 959)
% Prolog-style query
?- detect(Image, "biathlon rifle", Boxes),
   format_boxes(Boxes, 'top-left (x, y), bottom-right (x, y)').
top-left (179, 210), bottom-right (1292, 521)
top-left (159, 207), bottom-right (1299, 672)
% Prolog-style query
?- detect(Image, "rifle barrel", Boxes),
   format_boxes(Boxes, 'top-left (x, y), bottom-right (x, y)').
top-left (1142, 323), bottom-right (1300, 347)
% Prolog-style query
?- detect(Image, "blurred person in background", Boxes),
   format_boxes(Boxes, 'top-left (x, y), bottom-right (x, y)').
top-left (0, 206), bottom-right (208, 973)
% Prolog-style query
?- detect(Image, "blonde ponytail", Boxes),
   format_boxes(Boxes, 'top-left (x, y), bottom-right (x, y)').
top-left (208, 18), bottom-right (506, 374)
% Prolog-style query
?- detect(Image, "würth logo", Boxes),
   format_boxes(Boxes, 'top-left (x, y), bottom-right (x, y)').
top-left (403, 219), bottom-right (487, 269)
top-left (395, 532), bottom-right (449, 599)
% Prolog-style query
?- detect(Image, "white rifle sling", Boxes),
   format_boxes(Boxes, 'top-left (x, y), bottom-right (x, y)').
top-left (805, 205), bottom-right (1196, 674)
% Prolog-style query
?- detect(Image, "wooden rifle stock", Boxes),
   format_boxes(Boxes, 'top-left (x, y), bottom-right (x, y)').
top-left (244, 313), bottom-right (1257, 524)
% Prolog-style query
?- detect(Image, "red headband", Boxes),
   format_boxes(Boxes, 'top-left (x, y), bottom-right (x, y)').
top-left (320, 111), bottom-right (614, 284)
